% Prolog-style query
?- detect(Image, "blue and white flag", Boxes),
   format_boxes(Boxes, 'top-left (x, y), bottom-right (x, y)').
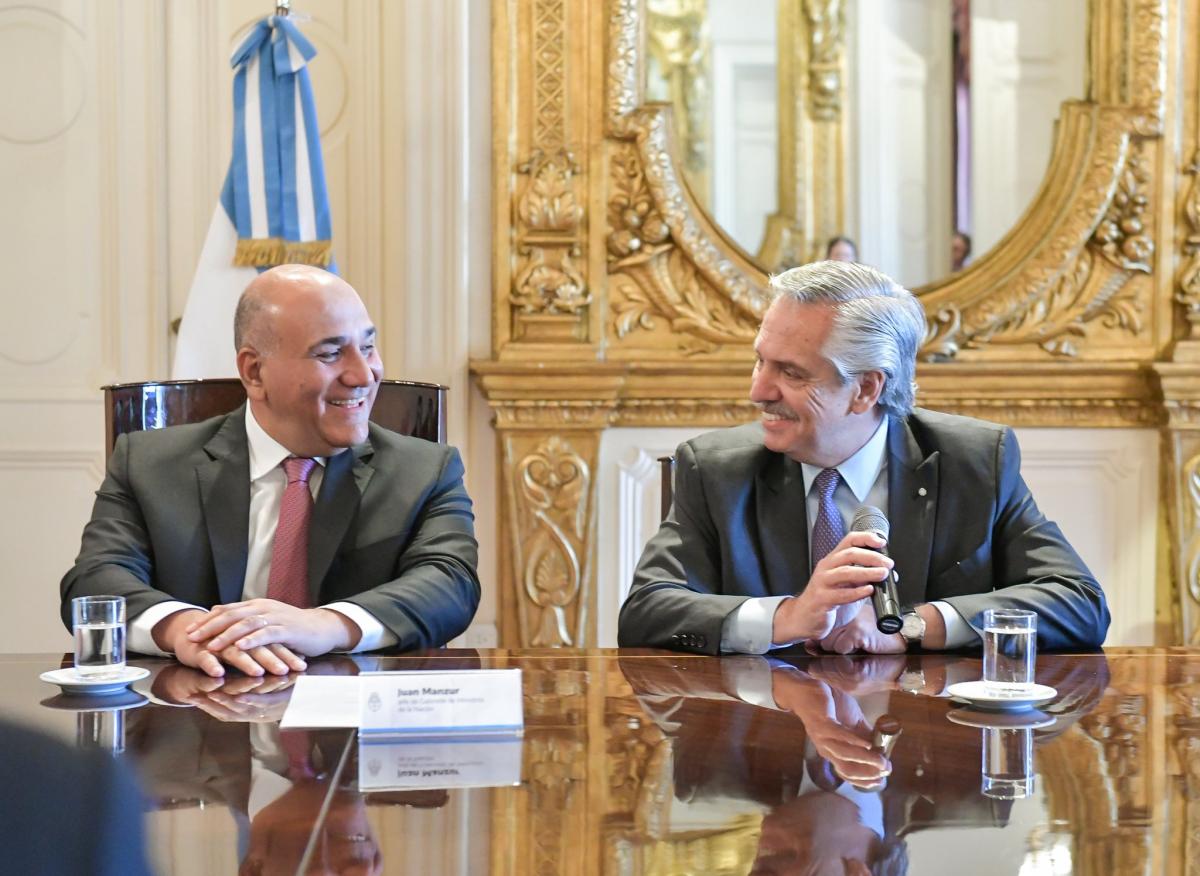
top-left (173, 14), bottom-right (334, 378)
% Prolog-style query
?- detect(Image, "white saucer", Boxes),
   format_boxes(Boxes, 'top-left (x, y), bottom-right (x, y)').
top-left (40, 666), bottom-right (150, 696)
top-left (946, 707), bottom-right (1055, 730)
top-left (945, 680), bottom-right (1057, 712)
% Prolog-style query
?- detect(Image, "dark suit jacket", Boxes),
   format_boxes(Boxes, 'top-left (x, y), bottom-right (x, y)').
top-left (61, 406), bottom-right (480, 650)
top-left (619, 409), bottom-right (1109, 653)
top-left (0, 720), bottom-right (154, 876)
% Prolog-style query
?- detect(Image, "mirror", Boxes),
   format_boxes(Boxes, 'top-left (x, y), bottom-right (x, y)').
top-left (644, 0), bottom-right (1088, 288)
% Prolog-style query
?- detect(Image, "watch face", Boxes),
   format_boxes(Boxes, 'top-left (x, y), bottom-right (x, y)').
top-left (902, 613), bottom-right (924, 640)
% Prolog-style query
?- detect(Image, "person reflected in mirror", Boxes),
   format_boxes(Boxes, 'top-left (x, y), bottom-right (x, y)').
top-left (952, 231), bottom-right (972, 272)
top-left (825, 236), bottom-right (859, 263)
top-left (620, 260), bottom-right (1109, 655)
top-left (62, 265), bottom-right (481, 679)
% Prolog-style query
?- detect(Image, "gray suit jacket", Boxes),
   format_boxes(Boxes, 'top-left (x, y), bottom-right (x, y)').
top-left (61, 406), bottom-right (480, 650)
top-left (619, 409), bottom-right (1109, 653)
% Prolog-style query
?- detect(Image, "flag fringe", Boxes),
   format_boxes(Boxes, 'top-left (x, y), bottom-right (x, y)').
top-left (233, 238), bottom-right (333, 268)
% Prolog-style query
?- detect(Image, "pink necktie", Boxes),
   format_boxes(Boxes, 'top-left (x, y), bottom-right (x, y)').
top-left (267, 457), bottom-right (317, 608)
top-left (810, 468), bottom-right (845, 571)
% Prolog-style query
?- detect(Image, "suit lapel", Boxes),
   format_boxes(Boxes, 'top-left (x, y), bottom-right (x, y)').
top-left (757, 452), bottom-right (810, 596)
top-left (307, 440), bottom-right (373, 602)
top-left (886, 416), bottom-right (938, 608)
top-left (197, 409), bottom-right (252, 606)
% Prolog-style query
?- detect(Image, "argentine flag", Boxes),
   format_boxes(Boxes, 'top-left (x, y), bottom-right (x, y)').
top-left (173, 14), bottom-right (334, 378)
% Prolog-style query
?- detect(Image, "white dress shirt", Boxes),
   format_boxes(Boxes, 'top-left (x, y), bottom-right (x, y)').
top-left (720, 418), bottom-right (977, 653)
top-left (128, 407), bottom-right (397, 655)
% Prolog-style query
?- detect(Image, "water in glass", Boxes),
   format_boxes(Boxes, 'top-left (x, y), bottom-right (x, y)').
top-left (74, 622), bottom-right (126, 678)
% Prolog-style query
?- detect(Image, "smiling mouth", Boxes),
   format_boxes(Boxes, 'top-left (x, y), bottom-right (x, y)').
top-left (329, 398), bottom-right (368, 410)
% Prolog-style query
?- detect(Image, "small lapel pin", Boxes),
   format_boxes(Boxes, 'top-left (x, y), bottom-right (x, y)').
top-left (917, 487), bottom-right (928, 497)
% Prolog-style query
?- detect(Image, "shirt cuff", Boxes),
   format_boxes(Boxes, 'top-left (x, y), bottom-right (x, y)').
top-left (720, 596), bottom-right (795, 654)
top-left (324, 602), bottom-right (398, 652)
top-left (931, 600), bottom-right (981, 649)
top-left (129, 601), bottom-right (205, 656)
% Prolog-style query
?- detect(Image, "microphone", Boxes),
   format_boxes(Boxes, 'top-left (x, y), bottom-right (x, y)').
top-left (850, 505), bottom-right (903, 634)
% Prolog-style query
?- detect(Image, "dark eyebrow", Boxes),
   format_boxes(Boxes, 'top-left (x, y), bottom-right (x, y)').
top-left (308, 326), bottom-right (377, 353)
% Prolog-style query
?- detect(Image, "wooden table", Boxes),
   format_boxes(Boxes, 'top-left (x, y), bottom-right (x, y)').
top-left (2, 648), bottom-right (1189, 875)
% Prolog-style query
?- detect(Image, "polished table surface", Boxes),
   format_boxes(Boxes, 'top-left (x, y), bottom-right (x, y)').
top-left (3, 647), bottom-right (1192, 875)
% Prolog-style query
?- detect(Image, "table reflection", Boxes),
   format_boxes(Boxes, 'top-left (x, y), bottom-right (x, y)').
top-left (10, 648), bottom-right (1193, 874)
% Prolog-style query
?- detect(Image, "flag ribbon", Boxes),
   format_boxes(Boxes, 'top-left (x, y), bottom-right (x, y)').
top-left (222, 15), bottom-right (333, 270)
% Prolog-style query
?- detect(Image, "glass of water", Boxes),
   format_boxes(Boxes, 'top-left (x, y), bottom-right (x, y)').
top-left (982, 608), bottom-right (1037, 696)
top-left (72, 595), bottom-right (126, 679)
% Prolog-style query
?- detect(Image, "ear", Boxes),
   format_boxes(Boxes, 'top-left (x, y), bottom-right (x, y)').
top-left (850, 370), bottom-right (885, 413)
top-left (237, 347), bottom-right (266, 401)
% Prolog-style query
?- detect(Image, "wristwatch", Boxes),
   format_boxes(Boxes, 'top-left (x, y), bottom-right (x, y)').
top-left (899, 609), bottom-right (925, 649)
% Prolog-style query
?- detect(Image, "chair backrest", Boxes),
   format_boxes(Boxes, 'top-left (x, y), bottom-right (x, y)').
top-left (659, 455), bottom-right (675, 521)
top-left (102, 378), bottom-right (447, 459)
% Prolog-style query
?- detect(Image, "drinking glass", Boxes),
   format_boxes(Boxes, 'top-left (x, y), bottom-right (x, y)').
top-left (982, 608), bottom-right (1037, 696)
top-left (72, 595), bottom-right (126, 679)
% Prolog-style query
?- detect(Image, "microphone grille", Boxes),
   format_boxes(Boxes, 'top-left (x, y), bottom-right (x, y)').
top-left (850, 505), bottom-right (890, 539)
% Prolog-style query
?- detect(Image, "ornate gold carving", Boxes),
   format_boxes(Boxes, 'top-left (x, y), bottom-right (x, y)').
top-left (1176, 151), bottom-right (1200, 337)
top-left (513, 436), bottom-right (590, 647)
top-left (615, 398), bottom-right (758, 427)
top-left (508, 0), bottom-right (590, 343)
top-left (803, 0), bottom-right (844, 121)
top-left (921, 112), bottom-right (1152, 360)
top-left (919, 396), bottom-right (1159, 428)
top-left (533, 0), bottom-right (567, 148)
top-left (1128, 0), bottom-right (1167, 136)
top-left (511, 149), bottom-right (590, 318)
top-left (606, 0), bottom-right (641, 134)
top-left (607, 143), bottom-right (760, 351)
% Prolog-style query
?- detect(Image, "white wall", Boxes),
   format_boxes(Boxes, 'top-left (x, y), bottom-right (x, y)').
top-left (0, 0), bottom-right (496, 654)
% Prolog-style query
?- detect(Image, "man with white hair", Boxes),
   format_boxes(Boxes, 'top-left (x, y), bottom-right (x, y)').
top-left (619, 260), bottom-right (1108, 655)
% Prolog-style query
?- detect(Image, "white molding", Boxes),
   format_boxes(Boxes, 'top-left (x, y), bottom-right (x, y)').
top-left (597, 428), bottom-right (706, 646)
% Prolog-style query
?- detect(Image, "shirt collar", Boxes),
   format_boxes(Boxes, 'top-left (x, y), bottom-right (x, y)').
top-left (245, 405), bottom-right (326, 482)
top-left (800, 417), bottom-right (888, 503)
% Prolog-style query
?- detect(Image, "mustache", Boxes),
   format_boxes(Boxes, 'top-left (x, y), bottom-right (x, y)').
top-left (756, 402), bottom-right (800, 420)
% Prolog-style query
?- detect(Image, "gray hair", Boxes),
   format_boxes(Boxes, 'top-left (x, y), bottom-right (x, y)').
top-left (768, 260), bottom-right (925, 417)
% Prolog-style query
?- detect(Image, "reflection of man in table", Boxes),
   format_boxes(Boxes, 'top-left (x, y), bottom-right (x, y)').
top-left (620, 653), bottom-right (1108, 876)
top-left (620, 260), bottom-right (1109, 655)
top-left (126, 658), bottom-right (461, 874)
top-left (62, 265), bottom-right (480, 677)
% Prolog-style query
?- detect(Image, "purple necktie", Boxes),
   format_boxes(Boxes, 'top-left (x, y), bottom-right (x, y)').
top-left (267, 457), bottom-right (317, 608)
top-left (810, 468), bottom-right (845, 571)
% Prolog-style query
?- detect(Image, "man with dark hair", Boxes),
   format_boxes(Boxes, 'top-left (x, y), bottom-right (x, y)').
top-left (619, 260), bottom-right (1108, 655)
top-left (63, 265), bottom-right (480, 676)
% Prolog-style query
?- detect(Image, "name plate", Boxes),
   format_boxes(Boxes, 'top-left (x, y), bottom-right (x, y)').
top-left (357, 736), bottom-right (524, 790)
top-left (358, 669), bottom-right (524, 736)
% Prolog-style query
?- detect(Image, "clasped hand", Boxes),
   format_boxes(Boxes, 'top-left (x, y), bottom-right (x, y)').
top-left (156, 600), bottom-right (361, 678)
